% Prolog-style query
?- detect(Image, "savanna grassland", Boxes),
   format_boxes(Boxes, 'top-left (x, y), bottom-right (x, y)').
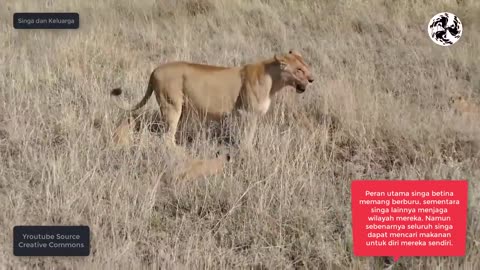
top-left (1, 0), bottom-right (480, 269)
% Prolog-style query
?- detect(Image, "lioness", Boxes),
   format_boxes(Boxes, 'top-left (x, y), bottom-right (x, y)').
top-left (111, 50), bottom-right (314, 147)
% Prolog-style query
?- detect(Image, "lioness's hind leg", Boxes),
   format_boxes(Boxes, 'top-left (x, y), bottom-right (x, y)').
top-left (155, 89), bottom-right (183, 146)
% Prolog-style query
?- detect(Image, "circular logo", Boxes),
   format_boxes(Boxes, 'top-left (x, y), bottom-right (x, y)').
top-left (428, 12), bottom-right (462, 46)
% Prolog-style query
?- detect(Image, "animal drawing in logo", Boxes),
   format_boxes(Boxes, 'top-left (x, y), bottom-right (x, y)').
top-left (428, 12), bottom-right (462, 46)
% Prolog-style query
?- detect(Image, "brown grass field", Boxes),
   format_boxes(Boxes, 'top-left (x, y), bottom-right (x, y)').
top-left (1, 0), bottom-right (480, 269)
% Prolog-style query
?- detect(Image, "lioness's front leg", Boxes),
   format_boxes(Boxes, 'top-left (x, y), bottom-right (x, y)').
top-left (234, 109), bottom-right (259, 150)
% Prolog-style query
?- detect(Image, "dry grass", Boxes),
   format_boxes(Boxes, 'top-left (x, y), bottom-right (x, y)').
top-left (1, 0), bottom-right (480, 269)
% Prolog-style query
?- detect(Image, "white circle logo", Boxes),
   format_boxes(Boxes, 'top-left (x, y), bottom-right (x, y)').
top-left (428, 12), bottom-right (462, 46)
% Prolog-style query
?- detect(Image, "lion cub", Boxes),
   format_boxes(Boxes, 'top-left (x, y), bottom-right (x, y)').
top-left (176, 152), bottom-right (231, 180)
top-left (449, 96), bottom-right (480, 115)
top-left (112, 114), bottom-right (231, 180)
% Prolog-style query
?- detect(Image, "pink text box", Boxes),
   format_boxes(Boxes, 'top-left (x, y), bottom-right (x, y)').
top-left (351, 180), bottom-right (468, 261)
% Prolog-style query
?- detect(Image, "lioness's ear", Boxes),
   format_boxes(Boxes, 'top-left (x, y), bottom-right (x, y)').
top-left (289, 49), bottom-right (302, 58)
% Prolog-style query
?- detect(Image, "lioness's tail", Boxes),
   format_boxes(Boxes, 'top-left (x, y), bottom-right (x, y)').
top-left (110, 77), bottom-right (154, 112)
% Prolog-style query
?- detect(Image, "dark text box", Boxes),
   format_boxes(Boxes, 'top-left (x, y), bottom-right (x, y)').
top-left (13, 226), bottom-right (90, 256)
top-left (13, 13), bottom-right (79, 29)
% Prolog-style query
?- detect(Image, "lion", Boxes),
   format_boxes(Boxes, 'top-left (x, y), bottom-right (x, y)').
top-left (111, 113), bottom-right (231, 180)
top-left (110, 50), bottom-right (314, 148)
top-left (449, 95), bottom-right (480, 115)
top-left (176, 152), bottom-right (231, 180)
top-left (112, 116), bottom-right (135, 146)
top-left (112, 110), bottom-right (165, 146)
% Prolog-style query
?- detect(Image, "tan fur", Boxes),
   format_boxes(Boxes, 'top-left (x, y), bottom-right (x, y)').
top-left (112, 116), bottom-right (135, 146)
top-left (176, 154), bottom-right (229, 180)
top-left (449, 96), bottom-right (480, 115)
top-left (111, 114), bottom-right (230, 180)
top-left (110, 50), bottom-right (314, 147)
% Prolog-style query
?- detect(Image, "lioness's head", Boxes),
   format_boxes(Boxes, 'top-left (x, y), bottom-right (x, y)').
top-left (274, 50), bottom-right (314, 93)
